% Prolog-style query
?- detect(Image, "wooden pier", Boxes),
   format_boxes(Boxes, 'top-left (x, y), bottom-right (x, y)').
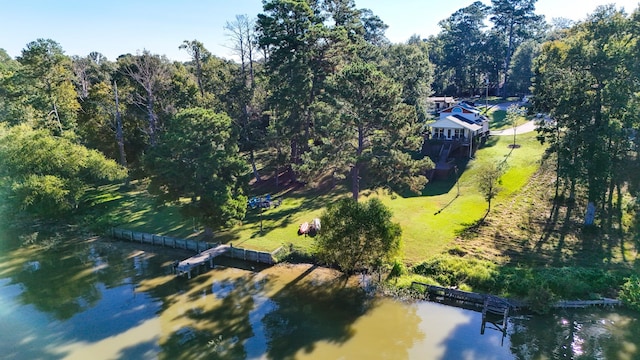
top-left (174, 245), bottom-right (230, 279)
top-left (109, 228), bottom-right (282, 279)
top-left (411, 282), bottom-right (512, 337)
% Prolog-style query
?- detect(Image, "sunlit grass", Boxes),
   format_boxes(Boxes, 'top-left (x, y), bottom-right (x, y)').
top-left (100, 132), bottom-right (546, 265)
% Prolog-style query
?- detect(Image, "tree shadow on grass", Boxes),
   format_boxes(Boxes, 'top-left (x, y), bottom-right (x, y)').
top-left (481, 135), bottom-right (500, 148)
top-left (454, 214), bottom-right (490, 240)
top-left (226, 187), bottom-right (344, 241)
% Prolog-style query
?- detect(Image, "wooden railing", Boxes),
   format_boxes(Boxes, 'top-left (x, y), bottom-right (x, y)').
top-left (109, 228), bottom-right (281, 265)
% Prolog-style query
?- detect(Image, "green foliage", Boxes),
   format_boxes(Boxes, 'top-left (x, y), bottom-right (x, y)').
top-left (11, 175), bottom-right (71, 216)
top-left (0, 124), bottom-right (127, 219)
top-left (412, 255), bottom-right (498, 289)
top-left (619, 276), bottom-right (640, 312)
top-left (315, 198), bottom-right (401, 273)
top-left (410, 255), bottom-right (627, 304)
top-left (475, 161), bottom-right (504, 212)
top-left (526, 283), bottom-right (555, 314)
top-left (145, 107), bottom-right (248, 229)
top-left (434, 1), bottom-right (490, 95)
top-left (532, 6), bottom-right (639, 213)
top-left (17, 38), bottom-right (80, 133)
top-left (388, 258), bottom-right (407, 278)
top-left (381, 42), bottom-right (434, 121)
top-left (508, 40), bottom-right (540, 95)
top-left (306, 62), bottom-right (432, 200)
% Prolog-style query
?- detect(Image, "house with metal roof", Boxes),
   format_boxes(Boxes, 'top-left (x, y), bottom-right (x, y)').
top-left (422, 102), bottom-right (490, 178)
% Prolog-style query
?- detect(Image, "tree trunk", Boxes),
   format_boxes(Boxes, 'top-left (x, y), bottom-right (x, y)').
top-left (352, 125), bottom-right (364, 201)
top-left (502, 19), bottom-right (515, 97)
top-left (275, 147), bottom-right (281, 187)
top-left (351, 165), bottom-right (360, 201)
top-left (195, 50), bottom-right (204, 98)
top-left (114, 81), bottom-right (128, 170)
top-left (146, 90), bottom-right (157, 146)
top-left (250, 149), bottom-right (260, 183)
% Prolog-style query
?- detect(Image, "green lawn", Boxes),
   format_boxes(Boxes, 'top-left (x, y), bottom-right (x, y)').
top-left (97, 131), bottom-right (546, 265)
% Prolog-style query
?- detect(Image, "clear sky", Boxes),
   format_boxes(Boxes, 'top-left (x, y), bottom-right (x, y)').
top-left (1, 0), bottom-right (638, 62)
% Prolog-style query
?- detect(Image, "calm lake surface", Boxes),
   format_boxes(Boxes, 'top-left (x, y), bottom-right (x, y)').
top-left (1, 231), bottom-right (638, 360)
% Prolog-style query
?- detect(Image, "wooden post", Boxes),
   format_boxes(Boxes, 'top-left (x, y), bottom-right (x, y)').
top-left (502, 308), bottom-right (509, 332)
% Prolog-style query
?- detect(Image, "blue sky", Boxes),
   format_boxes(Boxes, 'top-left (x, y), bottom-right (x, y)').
top-left (1, 0), bottom-right (638, 62)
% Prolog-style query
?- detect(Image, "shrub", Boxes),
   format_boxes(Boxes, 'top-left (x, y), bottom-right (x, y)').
top-left (388, 258), bottom-right (407, 278)
top-left (412, 255), bottom-right (497, 290)
top-left (620, 276), bottom-right (640, 312)
top-left (527, 283), bottom-right (555, 314)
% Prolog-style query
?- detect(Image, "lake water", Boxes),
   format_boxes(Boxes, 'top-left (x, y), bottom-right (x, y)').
top-left (0, 232), bottom-right (638, 359)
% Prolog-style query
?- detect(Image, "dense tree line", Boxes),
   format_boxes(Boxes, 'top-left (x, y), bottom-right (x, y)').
top-left (0, 0), bottom-right (434, 228)
top-left (532, 5), bottom-right (640, 227)
top-left (1, 0), bottom-right (638, 233)
top-left (426, 0), bottom-right (546, 97)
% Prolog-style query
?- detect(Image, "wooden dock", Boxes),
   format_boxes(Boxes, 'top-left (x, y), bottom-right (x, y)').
top-left (175, 245), bottom-right (231, 279)
top-left (411, 282), bottom-right (512, 337)
top-left (551, 298), bottom-right (621, 308)
top-left (410, 282), bottom-right (622, 339)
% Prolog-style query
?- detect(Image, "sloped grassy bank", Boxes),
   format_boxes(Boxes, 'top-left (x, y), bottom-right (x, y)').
top-left (386, 254), bottom-right (638, 313)
top-left (385, 157), bottom-right (640, 313)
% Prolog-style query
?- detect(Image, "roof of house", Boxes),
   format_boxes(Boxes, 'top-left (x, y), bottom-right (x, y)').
top-left (439, 102), bottom-right (481, 115)
top-left (429, 115), bottom-right (482, 132)
top-left (429, 96), bottom-right (456, 102)
top-left (451, 114), bottom-right (477, 125)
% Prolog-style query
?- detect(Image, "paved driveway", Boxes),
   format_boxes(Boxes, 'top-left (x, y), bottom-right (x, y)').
top-left (490, 120), bottom-right (537, 136)
top-left (488, 101), bottom-right (539, 136)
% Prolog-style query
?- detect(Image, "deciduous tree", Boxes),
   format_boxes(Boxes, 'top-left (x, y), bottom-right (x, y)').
top-left (476, 161), bottom-right (504, 215)
top-left (532, 5), bottom-right (639, 224)
top-left (0, 124), bottom-right (127, 218)
top-left (17, 39), bottom-right (80, 134)
top-left (119, 50), bottom-right (171, 146)
top-left (316, 197), bottom-right (401, 274)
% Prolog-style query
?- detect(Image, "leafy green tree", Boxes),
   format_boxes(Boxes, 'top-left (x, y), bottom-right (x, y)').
top-left (506, 104), bottom-right (525, 147)
top-left (0, 124), bottom-right (127, 218)
top-left (17, 39), bottom-right (80, 134)
top-left (257, 0), bottom-right (328, 178)
top-left (316, 197), bottom-right (401, 274)
top-left (0, 49), bottom-right (35, 126)
top-left (532, 5), bottom-right (639, 223)
top-left (490, 0), bottom-right (543, 96)
top-left (437, 1), bottom-right (489, 96)
top-left (303, 62), bottom-right (432, 201)
top-left (476, 161), bottom-right (504, 215)
top-left (508, 39), bottom-right (540, 95)
top-left (381, 41), bottom-right (434, 122)
top-left (145, 108), bottom-right (248, 229)
top-left (359, 8), bottom-right (389, 46)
